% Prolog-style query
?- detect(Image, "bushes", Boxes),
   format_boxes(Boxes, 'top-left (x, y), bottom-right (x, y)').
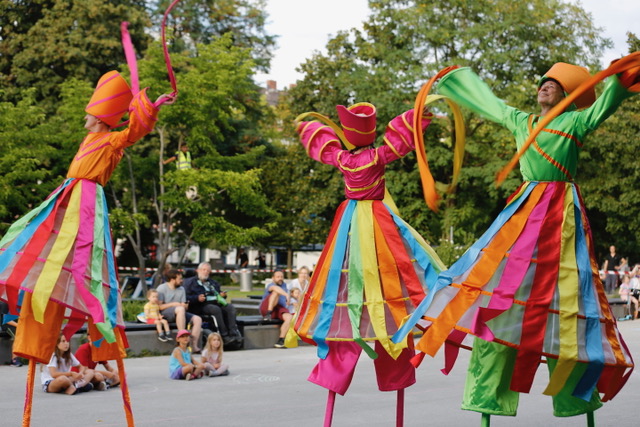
top-left (121, 299), bottom-right (146, 322)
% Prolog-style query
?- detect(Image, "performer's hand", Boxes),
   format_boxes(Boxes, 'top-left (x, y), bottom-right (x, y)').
top-left (156, 93), bottom-right (177, 105)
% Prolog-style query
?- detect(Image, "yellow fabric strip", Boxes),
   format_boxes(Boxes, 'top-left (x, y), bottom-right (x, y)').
top-left (358, 203), bottom-right (404, 358)
top-left (544, 184), bottom-right (578, 395)
top-left (32, 182), bottom-right (83, 322)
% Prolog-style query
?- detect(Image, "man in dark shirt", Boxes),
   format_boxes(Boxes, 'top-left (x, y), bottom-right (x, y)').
top-left (603, 245), bottom-right (621, 294)
top-left (183, 262), bottom-right (240, 344)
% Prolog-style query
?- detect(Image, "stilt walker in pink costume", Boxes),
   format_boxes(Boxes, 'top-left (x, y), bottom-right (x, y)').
top-left (0, 2), bottom-right (181, 425)
top-left (293, 102), bottom-right (447, 426)
top-left (393, 53), bottom-right (640, 426)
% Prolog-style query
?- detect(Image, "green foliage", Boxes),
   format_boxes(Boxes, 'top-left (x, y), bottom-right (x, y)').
top-left (0, 0), bottom-right (150, 109)
top-left (121, 299), bottom-right (146, 322)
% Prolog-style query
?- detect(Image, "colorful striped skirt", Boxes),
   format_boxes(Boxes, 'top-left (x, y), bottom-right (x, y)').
top-left (294, 198), bottom-right (445, 361)
top-left (394, 181), bottom-right (633, 406)
top-left (0, 178), bottom-right (123, 343)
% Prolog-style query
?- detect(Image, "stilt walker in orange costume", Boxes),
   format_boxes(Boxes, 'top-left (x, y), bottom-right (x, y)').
top-left (0, 3), bottom-right (181, 424)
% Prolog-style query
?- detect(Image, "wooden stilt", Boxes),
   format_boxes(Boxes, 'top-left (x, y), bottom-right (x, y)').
top-left (587, 411), bottom-right (595, 427)
top-left (396, 388), bottom-right (405, 427)
top-left (116, 358), bottom-right (135, 426)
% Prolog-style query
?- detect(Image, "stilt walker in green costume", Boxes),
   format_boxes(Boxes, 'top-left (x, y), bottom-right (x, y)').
top-left (393, 52), bottom-right (640, 426)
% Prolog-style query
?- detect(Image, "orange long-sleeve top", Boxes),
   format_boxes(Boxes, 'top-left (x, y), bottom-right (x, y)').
top-left (66, 88), bottom-right (159, 186)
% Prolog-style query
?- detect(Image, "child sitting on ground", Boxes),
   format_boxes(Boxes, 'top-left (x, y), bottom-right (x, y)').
top-left (201, 332), bottom-right (229, 377)
top-left (169, 329), bottom-right (205, 380)
top-left (41, 333), bottom-right (104, 395)
top-left (145, 289), bottom-right (172, 342)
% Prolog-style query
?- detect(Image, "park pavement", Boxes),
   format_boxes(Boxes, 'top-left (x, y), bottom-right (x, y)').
top-left (1, 320), bottom-right (639, 427)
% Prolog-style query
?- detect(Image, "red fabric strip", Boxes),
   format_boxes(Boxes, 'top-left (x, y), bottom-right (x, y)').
top-left (511, 182), bottom-right (565, 393)
top-left (372, 203), bottom-right (426, 307)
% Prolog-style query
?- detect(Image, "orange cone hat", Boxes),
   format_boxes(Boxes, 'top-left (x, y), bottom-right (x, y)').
top-left (85, 71), bottom-right (133, 127)
top-left (336, 102), bottom-right (377, 147)
top-left (538, 63), bottom-right (595, 109)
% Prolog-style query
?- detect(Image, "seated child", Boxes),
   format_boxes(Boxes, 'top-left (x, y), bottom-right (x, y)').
top-left (201, 332), bottom-right (229, 377)
top-left (169, 329), bottom-right (205, 380)
top-left (41, 333), bottom-right (102, 395)
top-left (288, 287), bottom-right (301, 314)
top-left (72, 335), bottom-right (120, 388)
top-left (145, 289), bottom-right (172, 342)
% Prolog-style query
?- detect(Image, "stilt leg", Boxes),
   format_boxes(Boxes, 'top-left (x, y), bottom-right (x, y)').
top-left (587, 411), bottom-right (595, 427)
top-left (323, 390), bottom-right (336, 427)
top-left (481, 413), bottom-right (491, 427)
top-left (22, 359), bottom-right (36, 427)
top-left (396, 388), bottom-right (405, 427)
top-left (117, 358), bottom-right (135, 426)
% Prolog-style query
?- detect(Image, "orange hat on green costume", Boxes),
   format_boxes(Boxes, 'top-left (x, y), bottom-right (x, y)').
top-left (538, 63), bottom-right (595, 109)
top-left (336, 102), bottom-right (377, 147)
top-left (85, 71), bottom-right (133, 127)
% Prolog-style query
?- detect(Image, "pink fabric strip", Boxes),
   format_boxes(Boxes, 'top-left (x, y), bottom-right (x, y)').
top-left (95, 72), bottom-right (118, 90)
top-left (155, 0), bottom-right (181, 108)
top-left (129, 107), bottom-right (152, 133)
top-left (75, 142), bottom-right (111, 161)
top-left (86, 90), bottom-right (132, 108)
top-left (470, 183), bottom-right (554, 341)
top-left (120, 22), bottom-right (140, 95)
top-left (79, 133), bottom-right (110, 151)
top-left (70, 182), bottom-right (105, 323)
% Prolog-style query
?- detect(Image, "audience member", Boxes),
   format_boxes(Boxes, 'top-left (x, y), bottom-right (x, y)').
top-left (259, 270), bottom-right (293, 348)
top-left (41, 334), bottom-right (102, 395)
top-left (169, 329), bottom-right (205, 380)
top-left (183, 262), bottom-right (241, 345)
top-left (288, 287), bottom-right (301, 314)
top-left (145, 289), bottom-right (173, 342)
top-left (201, 332), bottom-right (229, 377)
top-left (237, 248), bottom-right (249, 268)
top-left (603, 245), bottom-right (621, 294)
top-left (0, 300), bottom-right (22, 367)
top-left (157, 269), bottom-right (203, 352)
top-left (72, 337), bottom-right (120, 388)
top-left (288, 266), bottom-right (310, 293)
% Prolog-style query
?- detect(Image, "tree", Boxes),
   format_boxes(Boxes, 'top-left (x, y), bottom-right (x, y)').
top-left (285, 0), bottom-right (612, 251)
top-left (578, 33), bottom-right (640, 262)
top-left (148, 0), bottom-right (276, 71)
top-left (0, 0), bottom-right (149, 109)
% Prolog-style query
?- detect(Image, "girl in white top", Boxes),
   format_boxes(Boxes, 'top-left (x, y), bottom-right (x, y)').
top-left (201, 332), bottom-right (229, 377)
top-left (41, 333), bottom-right (97, 394)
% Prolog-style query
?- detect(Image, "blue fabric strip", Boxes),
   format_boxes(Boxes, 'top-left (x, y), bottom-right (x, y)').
top-left (571, 185), bottom-right (604, 400)
top-left (393, 182), bottom-right (537, 343)
top-left (314, 200), bottom-right (356, 359)
top-left (0, 179), bottom-right (74, 274)
top-left (99, 187), bottom-right (119, 328)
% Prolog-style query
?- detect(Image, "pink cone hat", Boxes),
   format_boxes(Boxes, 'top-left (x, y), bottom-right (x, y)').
top-left (336, 102), bottom-right (377, 147)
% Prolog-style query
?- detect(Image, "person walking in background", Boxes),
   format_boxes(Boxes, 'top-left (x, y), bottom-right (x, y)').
top-left (603, 245), bottom-right (621, 294)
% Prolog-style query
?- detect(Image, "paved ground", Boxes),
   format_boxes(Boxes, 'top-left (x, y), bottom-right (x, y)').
top-left (2, 320), bottom-right (639, 427)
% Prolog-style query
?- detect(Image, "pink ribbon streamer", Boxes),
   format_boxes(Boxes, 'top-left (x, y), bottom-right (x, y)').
top-left (120, 22), bottom-right (139, 95)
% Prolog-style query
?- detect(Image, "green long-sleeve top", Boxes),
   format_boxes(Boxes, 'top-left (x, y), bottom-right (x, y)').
top-left (436, 67), bottom-right (635, 181)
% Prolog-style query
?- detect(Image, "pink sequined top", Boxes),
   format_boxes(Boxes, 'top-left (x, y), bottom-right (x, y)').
top-left (296, 109), bottom-right (431, 200)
